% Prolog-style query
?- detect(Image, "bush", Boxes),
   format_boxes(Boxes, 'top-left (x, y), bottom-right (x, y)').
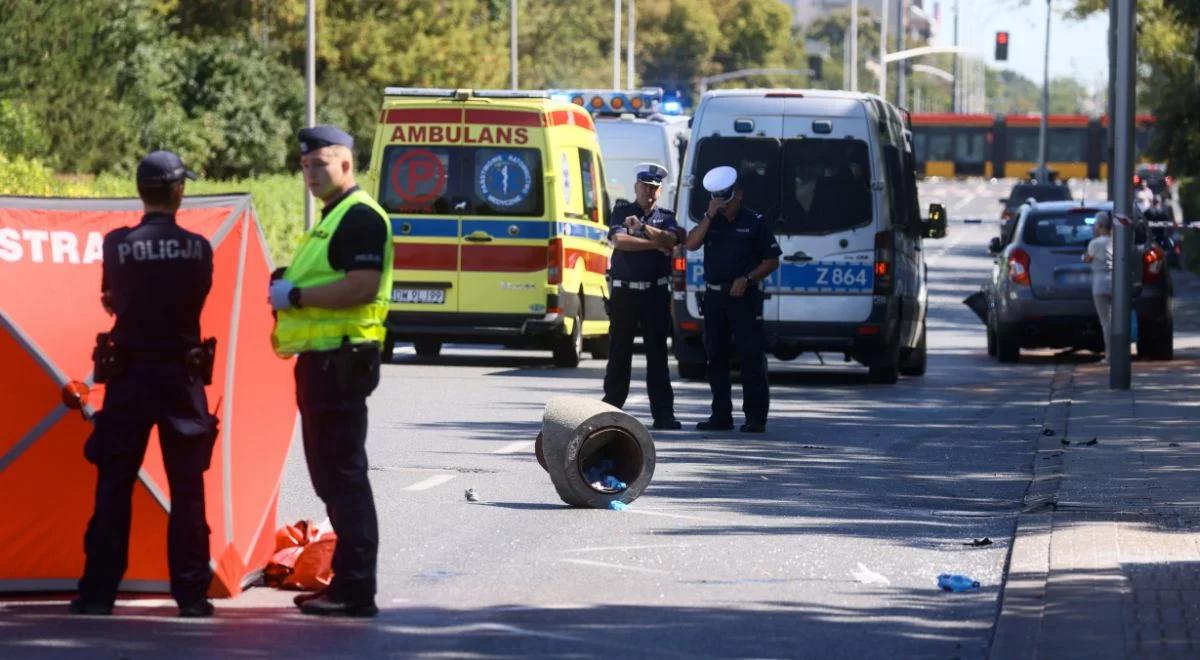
top-left (0, 100), bottom-right (50, 159)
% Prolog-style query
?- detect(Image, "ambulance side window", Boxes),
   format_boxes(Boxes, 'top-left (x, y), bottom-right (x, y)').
top-left (578, 148), bottom-right (600, 223)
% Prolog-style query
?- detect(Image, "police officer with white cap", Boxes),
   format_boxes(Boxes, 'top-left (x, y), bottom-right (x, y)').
top-left (73, 150), bottom-right (218, 618)
top-left (269, 125), bottom-right (393, 617)
top-left (603, 163), bottom-right (684, 430)
top-left (684, 166), bottom-right (781, 432)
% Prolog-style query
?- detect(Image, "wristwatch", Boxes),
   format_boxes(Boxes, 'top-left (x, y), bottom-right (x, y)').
top-left (288, 286), bottom-right (304, 309)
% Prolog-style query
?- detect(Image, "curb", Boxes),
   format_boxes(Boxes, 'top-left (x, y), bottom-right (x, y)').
top-left (988, 363), bottom-right (1075, 659)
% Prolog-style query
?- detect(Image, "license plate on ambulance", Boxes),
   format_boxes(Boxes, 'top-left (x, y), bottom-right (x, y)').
top-left (391, 287), bottom-right (445, 304)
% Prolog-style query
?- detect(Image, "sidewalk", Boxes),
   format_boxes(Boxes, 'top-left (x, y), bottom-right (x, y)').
top-left (991, 269), bottom-right (1200, 659)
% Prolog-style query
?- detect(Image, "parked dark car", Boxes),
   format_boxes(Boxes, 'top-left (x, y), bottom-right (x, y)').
top-left (999, 181), bottom-right (1073, 224)
top-left (977, 200), bottom-right (1173, 362)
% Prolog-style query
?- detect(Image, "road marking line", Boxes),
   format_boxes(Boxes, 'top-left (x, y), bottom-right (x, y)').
top-left (565, 544), bottom-right (692, 553)
top-left (403, 474), bottom-right (456, 491)
top-left (559, 558), bottom-right (670, 575)
top-left (493, 440), bottom-right (534, 454)
top-left (850, 562), bottom-right (891, 585)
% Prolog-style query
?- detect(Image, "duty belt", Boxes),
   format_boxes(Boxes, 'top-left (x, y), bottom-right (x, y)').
top-left (609, 276), bottom-right (670, 290)
top-left (706, 281), bottom-right (758, 291)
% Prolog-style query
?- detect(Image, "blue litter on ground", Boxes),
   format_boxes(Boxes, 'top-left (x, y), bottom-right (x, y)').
top-left (608, 500), bottom-right (629, 511)
top-left (937, 574), bottom-right (981, 592)
top-left (584, 459), bottom-right (627, 492)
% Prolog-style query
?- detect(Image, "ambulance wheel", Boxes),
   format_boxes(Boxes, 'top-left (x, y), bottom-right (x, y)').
top-left (552, 312), bottom-right (583, 368)
top-left (587, 334), bottom-right (611, 360)
top-left (414, 339), bottom-right (442, 358)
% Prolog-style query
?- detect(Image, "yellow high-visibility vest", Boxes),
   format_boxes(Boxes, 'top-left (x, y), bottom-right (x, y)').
top-left (271, 189), bottom-right (394, 357)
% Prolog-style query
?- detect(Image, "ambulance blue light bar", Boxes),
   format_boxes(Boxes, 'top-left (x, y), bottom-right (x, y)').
top-left (551, 88), bottom-right (664, 116)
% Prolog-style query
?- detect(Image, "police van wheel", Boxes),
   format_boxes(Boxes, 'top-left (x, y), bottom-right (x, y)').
top-left (382, 335), bottom-right (397, 363)
top-left (868, 330), bottom-right (901, 384)
top-left (414, 339), bottom-right (442, 358)
top-left (899, 324), bottom-right (927, 377)
top-left (552, 313), bottom-right (583, 368)
top-left (677, 361), bottom-right (706, 381)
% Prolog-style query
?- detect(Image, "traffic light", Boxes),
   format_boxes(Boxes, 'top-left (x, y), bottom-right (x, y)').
top-left (995, 31), bottom-right (1009, 61)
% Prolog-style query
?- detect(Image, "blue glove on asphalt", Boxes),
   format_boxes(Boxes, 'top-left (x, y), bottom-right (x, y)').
top-left (269, 279), bottom-right (295, 311)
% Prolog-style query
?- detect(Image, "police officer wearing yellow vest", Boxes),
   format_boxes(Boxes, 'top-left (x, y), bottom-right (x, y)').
top-left (269, 126), bottom-right (393, 617)
top-left (72, 151), bottom-right (217, 618)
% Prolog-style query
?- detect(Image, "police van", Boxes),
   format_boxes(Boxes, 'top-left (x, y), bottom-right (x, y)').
top-left (367, 88), bottom-right (613, 367)
top-left (673, 89), bottom-right (947, 384)
top-left (553, 89), bottom-right (690, 211)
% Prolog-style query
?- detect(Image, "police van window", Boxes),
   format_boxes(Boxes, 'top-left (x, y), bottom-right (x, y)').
top-left (689, 137), bottom-right (780, 221)
top-left (781, 139), bottom-right (873, 235)
top-left (578, 148), bottom-right (600, 223)
top-left (378, 145), bottom-right (544, 216)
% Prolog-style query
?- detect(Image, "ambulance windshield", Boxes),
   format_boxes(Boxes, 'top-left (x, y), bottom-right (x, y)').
top-left (379, 146), bottom-right (544, 216)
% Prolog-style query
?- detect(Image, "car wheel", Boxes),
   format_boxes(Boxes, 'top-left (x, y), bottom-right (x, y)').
top-left (413, 339), bottom-right (442, 357)
top-left (1137, 317), bottom-right (1174, 361)
top-left (996, 328), bottom-right (1020, 363)
top-left (552, 311), bottom-right (583, 368)
top-left (677, 361), bottom-right (706, 381)
top-left (900, 323), bottom-right (927, 377)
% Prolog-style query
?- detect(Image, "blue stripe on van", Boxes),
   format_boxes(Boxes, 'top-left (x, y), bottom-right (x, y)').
top-left (389, 217), bottom-right (609, 242)
top-left (391, 218), bottom-right (458, 238)
top-left (461, 219), bottom-right (552, 239)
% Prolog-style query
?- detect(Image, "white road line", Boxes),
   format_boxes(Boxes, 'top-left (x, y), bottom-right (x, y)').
top-left (559, 558), bottom-right (670, 575)
top-left (493, 440), bottom-right (534, 454)
top-left (565, 544), bottom-right (692, 553)
top-left (403, 474), bottom-right (456, 491)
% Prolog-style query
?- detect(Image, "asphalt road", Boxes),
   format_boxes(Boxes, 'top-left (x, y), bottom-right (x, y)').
top-left (2, 179), bottom-right (1123, 658)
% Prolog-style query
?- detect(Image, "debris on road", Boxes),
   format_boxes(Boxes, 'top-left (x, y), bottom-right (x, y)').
top-left (964, 538), bottom-right (993, 547)
top-left (1061, 439), bottom-right (1071, 446)
top-left (607, 500), bottom-right (629, 511)
top-left (464, 488), bottom-right (480, 502)
top-left (1082, 438), bottom-right (1098, 446)
top-left (851, 562), bottom-right (891, 585)
top-left (1042, 429), bottom-right (1056, 436)
top-left (937, 574), bottom-right (981, 592)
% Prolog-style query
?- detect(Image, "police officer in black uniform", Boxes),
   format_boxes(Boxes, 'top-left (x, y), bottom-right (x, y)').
top-left (684, 166), bottom-right (781, 433)
top-left (73, 151), bottom-right (217, 617)
top-left (602, 163), bottom-right (684, 430)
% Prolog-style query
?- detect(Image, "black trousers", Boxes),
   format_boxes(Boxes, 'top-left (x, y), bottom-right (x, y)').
top-left (703, 287), bottom-right (769, 424)
top-left (602, 284), bottom-right (675, 421)
top-left (79, 360), bottom-right (217, 607)
top-left (295, 346), bottom-right (381, 601)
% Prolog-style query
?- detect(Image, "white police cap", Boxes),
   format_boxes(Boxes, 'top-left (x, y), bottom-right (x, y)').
top-left (702, 166), bottom-right (738, 196)
top-left (635, 162), bottom-right (669, 186)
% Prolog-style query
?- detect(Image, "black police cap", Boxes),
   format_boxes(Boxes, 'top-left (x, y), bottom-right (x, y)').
top-left (136, 150), bottom-right (197, 184)
top-left (298, 125), bottom-right (354, 154)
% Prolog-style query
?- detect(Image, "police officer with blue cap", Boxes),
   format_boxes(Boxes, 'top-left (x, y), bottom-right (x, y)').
top-left (269, 125), bottom-right (393, 617)
top-left (684, 166), bottom-right (781, 432)
top-left (603, 163), bottom-right (684, 429)
top-left (73, 150), bottom-right (218, 618)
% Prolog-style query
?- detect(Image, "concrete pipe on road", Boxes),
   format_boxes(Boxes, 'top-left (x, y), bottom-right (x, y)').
top-left (535, 397), bottom-right (655, 508)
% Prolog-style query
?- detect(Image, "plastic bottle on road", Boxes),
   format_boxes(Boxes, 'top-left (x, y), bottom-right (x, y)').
top-left (937, 574), bottom-right (980, 592)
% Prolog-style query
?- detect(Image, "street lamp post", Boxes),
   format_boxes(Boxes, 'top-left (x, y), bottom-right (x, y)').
top-left (1110, 0), bottom-right (1136, 389)
top-left (627, 0), bottom-right (636, 89)
top-left (510, 0), bottom-right (518, 90)
top-left (304, 0), bottom-right (315, 231)
top-left (1036, 0), bottom-right (1051, 183)
top-left (879, 0), bottom-right (888, 98)
top-left (613, 0), bottom-right (622, 89)
top-left (849, 0), bottom-right (858, 91)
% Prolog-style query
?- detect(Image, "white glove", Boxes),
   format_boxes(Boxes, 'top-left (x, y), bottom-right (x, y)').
top-left (269, 279), bottom-right (295, 311)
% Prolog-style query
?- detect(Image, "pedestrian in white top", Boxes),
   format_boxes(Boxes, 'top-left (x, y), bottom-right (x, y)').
top-left (1083, 211), bottom-right (1114, 359)
top-left (1135, 182), bottom-right (1154, 213)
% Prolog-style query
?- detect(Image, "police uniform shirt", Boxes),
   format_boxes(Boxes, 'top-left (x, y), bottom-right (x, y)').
top-left (322, 186), bottom-right (388, 272)
top-left (607, 201), bottom-right (682, 282)
top-left (702, 206), bottom-right (782, 284)
top-left (101, 213), bottom-right (213, 351)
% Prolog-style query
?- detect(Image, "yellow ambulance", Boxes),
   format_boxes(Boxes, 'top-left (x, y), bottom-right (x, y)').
top-left (367, 88), bottom-right (612, 367)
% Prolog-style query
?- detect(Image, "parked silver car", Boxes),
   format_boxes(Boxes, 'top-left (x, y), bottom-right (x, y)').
top-left (976, 200), bottom-right (1173, 362)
